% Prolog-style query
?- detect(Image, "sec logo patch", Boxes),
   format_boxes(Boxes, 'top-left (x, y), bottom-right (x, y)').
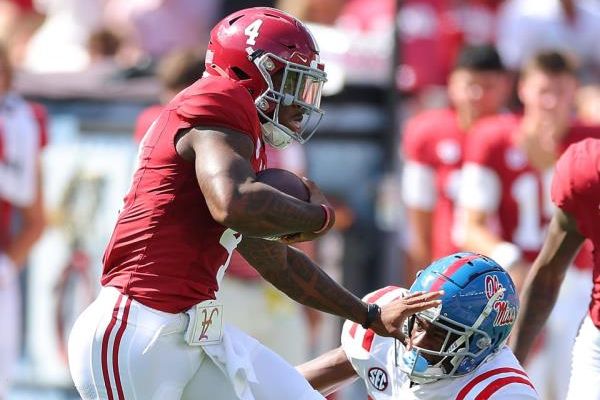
top-left (368, 367), bottom-right (388, 391)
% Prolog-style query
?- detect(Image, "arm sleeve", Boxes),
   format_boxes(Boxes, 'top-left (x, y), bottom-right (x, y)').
top-left (0, 122), bottom-right (39, 206)
top-left (458, 163), bottom-right (501, 212)
top-left (551, 149), bottom-right (577, 213)
top-left (458, 121), bottom-right (503, 212)
top-left (401, 115), bottom-right (437, 210)
top-left (551, 138), bottom-right (600, 214)
top-left (402, 161), bottom-right (436, 210)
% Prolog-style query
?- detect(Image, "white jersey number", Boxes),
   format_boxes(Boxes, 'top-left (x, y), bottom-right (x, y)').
top-left (511, 171), bottom-right (553, 251)
top-left (214, 229), bottom-right (242, 296)
top-left (244, 19), bottom-right (263, 46)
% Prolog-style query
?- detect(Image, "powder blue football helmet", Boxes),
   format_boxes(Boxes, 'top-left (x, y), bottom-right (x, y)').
top-left (398, 252), bottom-right (519, 383)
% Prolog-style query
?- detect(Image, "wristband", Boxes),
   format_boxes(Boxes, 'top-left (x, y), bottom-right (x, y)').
top-left (490, 242), bottom-right (522, 271)
top-left (362, 303), bottom-right (381, 329)
top-left (313, 204), bottom-right (332, 234)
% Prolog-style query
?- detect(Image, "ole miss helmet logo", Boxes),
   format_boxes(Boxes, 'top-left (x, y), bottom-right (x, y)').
top-left (485, 274), bottom-right (516, 326)
top-left (484, 275), bottom-right (504, 300)
top-left (368, 367), bottom-right (388, 391)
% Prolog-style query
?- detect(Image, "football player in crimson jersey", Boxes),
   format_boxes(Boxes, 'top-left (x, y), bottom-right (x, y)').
top-left (68, 8), bottom-right (441, 400)
top-left (298, 253), bottom-right (538, 400)
top-left (0, 44), bottom-right (47, 398)
top-left (457, 51), bottom-right (600, 399)
top-left (511, 138), bottom-right (600, 400)
top-left (401, 45), bottom-right (509, 283)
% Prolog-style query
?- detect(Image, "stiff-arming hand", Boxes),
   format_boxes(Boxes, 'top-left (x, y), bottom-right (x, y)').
top-left (369, 291), bottom-right (444, 340)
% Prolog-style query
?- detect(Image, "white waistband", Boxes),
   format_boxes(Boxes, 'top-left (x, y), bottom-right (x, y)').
top-left (98, 286), bottom-right (189, 333)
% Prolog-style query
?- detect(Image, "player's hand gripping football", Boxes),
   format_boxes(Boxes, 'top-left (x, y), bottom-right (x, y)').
top-left (278, 177), bottom-right (336, 244)
top-left (368, 291), bottom-right (444, 340)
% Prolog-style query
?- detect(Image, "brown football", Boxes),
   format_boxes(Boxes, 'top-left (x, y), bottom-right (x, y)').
top-left (256, 168), bottom-right (310, 201)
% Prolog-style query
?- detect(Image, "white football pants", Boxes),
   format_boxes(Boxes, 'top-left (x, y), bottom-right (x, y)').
top-left (567, 314), bottom-right (600, 400)
top-left (68, 286), bottom-right (324, 400)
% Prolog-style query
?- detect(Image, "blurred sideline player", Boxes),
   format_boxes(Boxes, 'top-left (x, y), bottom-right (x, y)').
top-left (457, 50), bottom-right (599, 399)
top-left (133, 48), bottom-right (206, 143)
top-left (511, 138), bottom-right (600, 400)
top-left (68, 8), bottom-right (438, 400)
top-left (575, 84), bottom-right (600, 125)
top-left (133, 46), bottom-right (319, 366)
top-left (0, 43), bottom-right (47, 398)
top-left (401, 45), bottom-right (509, 283)
top-left (298, 253), bottom-right (538, 399)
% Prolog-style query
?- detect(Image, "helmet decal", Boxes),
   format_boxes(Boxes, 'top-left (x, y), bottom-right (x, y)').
top-left (484, 274), bottom-right (505, 300)
top-left (427, 253), bottom-right (480, 292)
top-left (244, 19), bottom-right (264, 46)
top-left (493, 299), bottom-right (517, 327)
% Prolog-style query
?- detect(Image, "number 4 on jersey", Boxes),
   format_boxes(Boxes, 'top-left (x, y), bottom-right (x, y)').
top-left (245, 19), bottom-right (263, 45)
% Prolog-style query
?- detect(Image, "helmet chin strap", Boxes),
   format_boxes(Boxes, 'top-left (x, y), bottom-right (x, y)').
top-left (207, 63), bottom-right (230, 78)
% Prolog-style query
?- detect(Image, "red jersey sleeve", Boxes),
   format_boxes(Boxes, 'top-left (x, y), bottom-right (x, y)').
top-left (402, 111), bottom-right (437, 166)
top-left (551, 138), bottom-right (600, 215)
top-left (174, 77), bottom-right (261, 146)
top-left (28, 102), bottom-right (48, 149)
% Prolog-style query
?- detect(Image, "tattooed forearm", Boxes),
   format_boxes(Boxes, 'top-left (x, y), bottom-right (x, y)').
top-left (238, 237), bottom-right (368, 324)
top-left (190, 127), bottom-right (323, 238)
top-left (231, 182), bottom-right (324, 236)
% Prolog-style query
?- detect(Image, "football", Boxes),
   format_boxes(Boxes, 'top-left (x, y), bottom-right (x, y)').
top-left (256, 168), bottom-right (310, 201)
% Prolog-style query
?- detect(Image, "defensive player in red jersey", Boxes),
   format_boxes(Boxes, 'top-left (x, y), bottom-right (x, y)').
top-left (457, 51), bottom-right (599, 399)
top-left (511, 138), bottom-right (600, 400)
top-left (67, 8), bottom-right (442, 400)
top-left (0, 44), bottom-right (47, 398)
top-left (401, 45), bottom-right (509, 282)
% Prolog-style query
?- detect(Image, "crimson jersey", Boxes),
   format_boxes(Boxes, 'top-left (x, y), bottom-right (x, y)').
top-left (102, 76), bottom-right (267, 313)
top-left (551, 138), bottom-right (600, 327)
top-left (341, 286), bottom-right (537, 400)
top-left (461, 114), bottom-right (600, 264)
top-left (0, 96), bottom-right (48, 250)
top-left (402, 109), bottom-right (465, 260)
top-left (133, 104), bottom-right (163, 144)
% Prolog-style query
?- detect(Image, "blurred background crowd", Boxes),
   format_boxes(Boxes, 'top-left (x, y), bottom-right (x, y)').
top-left (2, 0), bottom-right (600, 399)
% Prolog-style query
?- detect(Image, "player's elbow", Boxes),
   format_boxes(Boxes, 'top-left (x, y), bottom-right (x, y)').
top-left (208, 195), bottom-right (250, 229)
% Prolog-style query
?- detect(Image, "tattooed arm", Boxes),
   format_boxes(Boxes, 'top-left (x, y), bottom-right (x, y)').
top-left (175, 127), bottom-right (334, 239)
top-left (510, 208), bottom-right (585, 362)
top-left (237, 237), bottom-right (443, 340)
